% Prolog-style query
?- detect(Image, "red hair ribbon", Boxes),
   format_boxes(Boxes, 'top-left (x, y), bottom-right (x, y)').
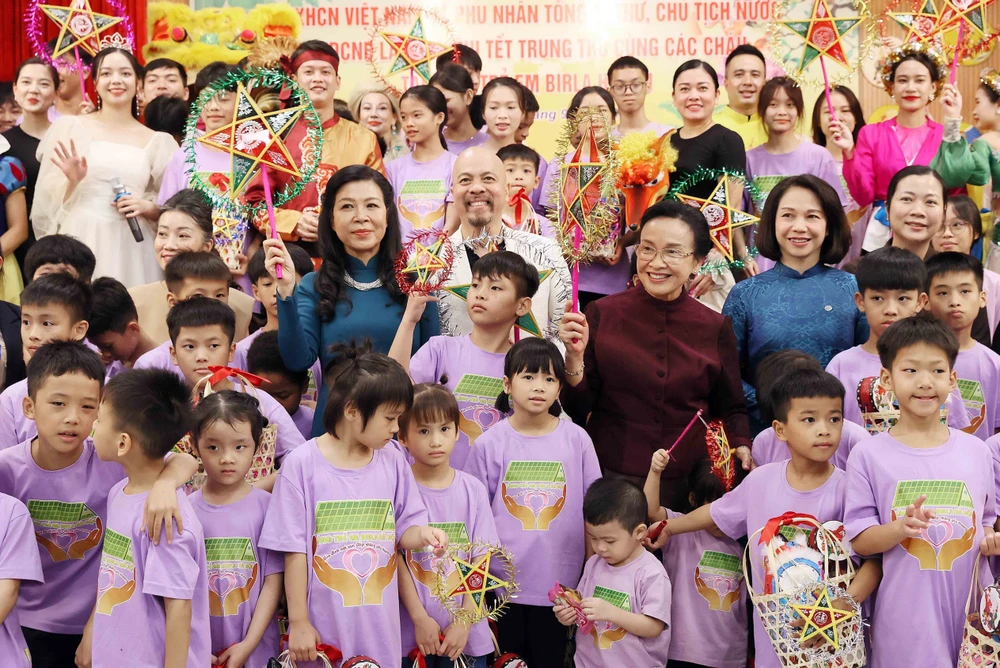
top-left (278, 635), bottom-right (343, 664)
top-left (206, 366), bottom-right (269, 388)
top-left (759, 512), bottom-right (821, 546)
top-left (281, 49), bottom-right (340, 76)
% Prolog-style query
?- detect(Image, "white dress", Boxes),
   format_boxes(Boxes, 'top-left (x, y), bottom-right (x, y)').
top-left (31, 116), bottom-right (178, 288)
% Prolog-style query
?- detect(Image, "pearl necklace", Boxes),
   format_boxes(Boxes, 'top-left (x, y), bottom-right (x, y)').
top-left (343, 273), bottom-right (383, 291)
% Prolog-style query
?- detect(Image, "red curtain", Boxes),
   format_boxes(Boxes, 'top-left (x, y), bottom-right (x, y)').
top-left (2, 0), bottom-right (148, 81)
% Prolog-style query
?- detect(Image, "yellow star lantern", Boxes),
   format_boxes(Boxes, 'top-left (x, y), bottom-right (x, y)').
top-left (890, 0), bottom-right (995, 42)
top-left (197, 80), bottom-right (306, 200)
top-left (790, 587), bottom-right (855, 650)
top-left (434, 541), bottom-right (518, 625)
top-left (39, 0), bottom-right (124, 59)
top-left (780, 0), bottom-right (865, 71)
top-left (395, 229), bottom-right (455, 294)
top-left (444, 269), bottom-right (553, 338)
top-left (676, 176), bottom-right (758, 262)
top-left (379, 15), bottom-right (453, 83)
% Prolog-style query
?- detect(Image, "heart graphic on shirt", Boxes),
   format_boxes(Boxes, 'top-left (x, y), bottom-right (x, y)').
top-left (473, 406), bottom-right (501, 430)
top-left (923, 519), bottom-right (955, 549)
top-left (51, 530), bottom-right (78, 551)
top-left (703, 573), bottom-right (739, 598)
top-left (523, 491), bottom-right (549, 515)
top-left (209, 572), bottom-right (238, 598)
top-left (98, 566), bottom-right (115, 593)
top-left (344, 547), bottom-right (379, 580)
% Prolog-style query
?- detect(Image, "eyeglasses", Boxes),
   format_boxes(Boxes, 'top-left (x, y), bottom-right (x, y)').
top-left (636, 244), bottom-right (695, 262)
top-left (610, 82), bottom-right (647, 95)
top-left (939, 221), bottom-right (971, 234)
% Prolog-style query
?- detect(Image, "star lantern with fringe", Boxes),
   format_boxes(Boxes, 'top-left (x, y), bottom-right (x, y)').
top-left (443, 267), bottom-right (554, 338)
top-left (368, 6), bottom-right (455, 97)
top-left (706, 420), bottom-right (736, 491)
top-left (880, 0), bottom-right (999, 66)
top-left (670, 169), bottom-right (760, 264)
top-left (433, 541), bottom-right (518, 626)
top-left (394, 229), bottom-right (455, 294)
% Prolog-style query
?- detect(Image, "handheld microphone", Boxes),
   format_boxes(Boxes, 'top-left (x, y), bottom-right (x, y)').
top-left (112, 177), bottom-right (144, 242)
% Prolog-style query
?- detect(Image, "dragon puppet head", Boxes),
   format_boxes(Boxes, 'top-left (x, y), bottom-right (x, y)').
top-left (615, 130), bottom-right (678, 233)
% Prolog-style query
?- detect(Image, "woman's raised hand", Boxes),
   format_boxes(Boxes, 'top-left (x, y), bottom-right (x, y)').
top-left (51, 139), bottom-right (88, 185)
top-left (827, 119), bottom-right (854, 153)
top-left (263, 238), bottom-right (297, 297)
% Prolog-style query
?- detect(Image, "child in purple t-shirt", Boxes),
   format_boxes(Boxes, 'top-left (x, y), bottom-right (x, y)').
top-left (189, 391), bottom-right (283, 667)
top-left (246, 330), bottom-right (317, 441)
top-left (386, 86), bottom-right (457, 240)
top-left (259, 348), bottom-right (449, 667)
top-left (85, 369), bottom-right (211, 668)
top-left (498, 144), bottom-right (555, 238)
top-left (846, 312), bottom-right (1000, 668)
top-left (86, 277), bottom-right (159, 376)
top-left (396, 384), bottom-right (499, 668)
top-left (466, 338), bottom-right (603, 667)
top-left (0, 342), bottom-right (196, 667)
top-left (644, 458), bottom-right (747, 668)
top-left (651, 367), bottom-right (881, 668)
top-left (556, 478), bottom-right (671, 668)
top-left (926, 253), bottom-right (1000, 440)
top-left (0, 492), bottom-right (43, 668)
top-left (391, 251), bottom-right (541, 470)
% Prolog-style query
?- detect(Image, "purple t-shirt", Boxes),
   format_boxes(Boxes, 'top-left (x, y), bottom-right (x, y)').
top-left (953, 343), bottom-right (1000, 440)
top-left (752, 420), bottom-right (870, 471)
top-left (133, 340), bottom-right (185, 380)
top-left (158, 144), bottom-right (232, 205)
top-left (845, 429), bottom-right (996, 667)
top-left (464, 418), bottom-right (602, 606)
top-left (92, 481), bottom-right (211, 667)
top-left (386, 151), bottom-right (457, 241)
top-left (410, 335), bottom-right (507, 470)
top-left (826, 344), bottom-right (970, 432)
top-left (259, 441), bottom-right (429, 667)
top-left (400, 471), bottom-right (498, 658)
top-left (190, 487), bottom-right (282, 664)
top-left (0, 439), bottom-right (125, 634)
top-left (233, 328), bottom-right (324, 410)
top-left (746, 141), bottom-right (847, 211)
top-left (573, 549), bottom-right (672, 668)
top-left (0, 493), bottom-right (43, 668)
top-left (292, 405), bottom-right (315, 440)
top-left (0, 380), bottom-right (33, 450)
top-left (710, 461), bottom-right (847, 668)
top-left (445, 128), bottom-right (488, 155)
top-left (662, 508), bottom-right (747, 668)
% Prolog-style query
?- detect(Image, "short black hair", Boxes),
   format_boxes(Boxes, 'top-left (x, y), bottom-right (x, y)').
top-left (247, 243), bottom-right (314, 284)
top-left (856, 246), bottom-right (928, 294)
top-left (583, 477), bottom-right (647, 531)
top-left (398, 383), bottom-right (461, 437)
top-left (471, 251), bottom-right (540, 300)
top-left (521, 84), bottom-right (539, 114)
top-left (20, 273), bottom-right (92, 323)
top-left (607, 56), bottom-right (649, 81)
top-left (947, 195), bottom-right (983, 241)
top-left (436, 45), bottom-right (482, 73)
top-left (24, 234), bottom-right (96, 284)
top-left (144, 58), bottom-right (187, 85)
top-left (754, 350), bottom-right (824, 424)
top-left (886, 165), bottom-right (947, 213)
top-left (877, 310), bottom-right (959, 370)
top-left (322, 347), bottom-right (413, 437)
top-left (771, 368), bottom-right (845, 423)
top-left (26, 340), bottom-right (104, 398)
top-left (0, 83), bottom-right (13, 108)
top-left (143, 94), bottom-right (187, 141)
top-left (429, 63), bottom-right (475, 95)
top-left (164, 251), bottom-right (231, 294)
top-left (926, 251), bottom-right (985, 291)
top-left (192, 390), bottom-right (266, 454)
top-left (14, 57), bottom-right (60, 91)
top-left (246, 330), bottom-right (308, 388)
top-left (167, 296), bottom-right (236, 346)
top-left (88, 277), bottom-right (138, 339)
top-left (673, 59), bottom-right (719, 91)
top-left (160, 189), bottom-right (213, 242)
top-left (757, 175), bottom-right (851, 265)
top-left (290, 40), bottom-right (340, 73)
top-left (496, 338), bottom-right (565, 416)
top-left (102, 369), bottom-right (193, 459)
top-left (497, 144), bottom-right (541, 174)
top-left (192, 61), bottom-right (235, 97)
top-left (642, 199), bottom-right (713, 258)
top-left (725, 44), bottom-right (766, 70)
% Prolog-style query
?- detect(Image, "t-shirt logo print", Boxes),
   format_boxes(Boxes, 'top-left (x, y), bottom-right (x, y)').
top-left (312, 499), bottom-right (398, 607)
top-left (694, 550), bottom-right (744, 611)
top-left (27, 499), bottom-right (103, 562)
top-left (398, 180), bottom-right (448, 231)
top-left (454, 374), bottom-right (505, 444)
top-left (890, 480), bottom-right (977, 571)
top-left (588, 585), bottom-right (630, 649)
top-left (957, 378), bottom-right (986, 434)
top-left (406, 522), bottom-right (470, 593)
top-left (206, 537), bottom-right (259, 617)
top-left (97, 529), bottom-right (136, 615)
top-left (501, 461), bottom-right (567, 531)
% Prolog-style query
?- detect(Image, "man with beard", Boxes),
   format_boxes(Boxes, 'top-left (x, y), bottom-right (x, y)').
top-left (251, 41), bottom-right (384, 256)
top-left (713, 44), bottom-right (768, 149)
top-left (439, 147), bottom-right (571, 344)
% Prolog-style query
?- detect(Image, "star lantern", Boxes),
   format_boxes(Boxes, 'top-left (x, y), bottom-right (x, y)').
top-left (444, 269), bottom-right (554, 338)
top-left (38, 0), bottom-right (124, 60)
top-left (790, 587), bottom-right (855, 650)
top-left (780, 0), bottom-right (864, 71)
top-left (434, 541), bottom-right (518, 625)
top-left (560, 125), bottom-right (606, 261)
top-left (676, 176), bottom-right (758, 262)
top-left (379, 14), bottom-right (454, 84)
top-left (394, 229), bottom-right (455, 294)
top-left (448, 552), bottom-right (511, 614)
top-left (890, 0), bottom-right (994, 41)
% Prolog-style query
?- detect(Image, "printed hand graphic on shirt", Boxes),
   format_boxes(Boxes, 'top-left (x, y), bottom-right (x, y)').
top-left (311, 500), bottom-right (398, 607)
top-left (27, 500), bottom-right (104, 563)
top-left (956, 379), bottom-right (986, 434)
top-left (694, 550), bottom-right (744, 612)
top-left (891, 480), bottom-right (977, 571)
top-left (454, 374), bottom-right (506, 445)
top-left (398, 180), bottom-right (449, 232)
top-left (587, 586), bottom-right (631, 649)
top-left (406, 522), bottom-right (470, 595)
top-left (206, 537), bottom-right (259, 617)
top-left (97, 529), bottom-right (136, 615)
top-left (501, 461), bottom-right (568, 531)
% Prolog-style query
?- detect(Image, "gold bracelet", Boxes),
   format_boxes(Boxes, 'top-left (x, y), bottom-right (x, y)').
top-left (566, 365), bottom-right (585, 377)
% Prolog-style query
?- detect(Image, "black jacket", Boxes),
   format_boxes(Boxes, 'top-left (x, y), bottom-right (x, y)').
top-left (1, 301), bottom-right (24, 391)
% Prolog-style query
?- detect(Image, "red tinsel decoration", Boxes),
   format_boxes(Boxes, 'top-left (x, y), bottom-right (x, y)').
top-left (706, 419), bottom-right (736, 491)
top-left (393, 228), bottom-right (455, 294)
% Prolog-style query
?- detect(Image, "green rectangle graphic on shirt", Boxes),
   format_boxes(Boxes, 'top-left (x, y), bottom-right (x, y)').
top-left (102, 529), bottom-right (134, 565)
top-left (430, 522), bottom-right (470, 544)
top-left (315, 499), bottom-right (395, 534)
top-left (892, 480), bottom-right (973, 509)
top-left (454, 374), bottom-right (505, 401)
top-left (593, 585), bottom-right (631, 611)
top-left (205, 537), bottom-right (255, 563)
top-left (503, 461), bottom-right (565, 483)
top-left (698, 550), bottom-right (741, 574)
top-left (27, 500), bottom-right (97, 525)
top-left (400, 179), bottom-right (447, 197)
top-left (957, 379), bottom-right (985, 404)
